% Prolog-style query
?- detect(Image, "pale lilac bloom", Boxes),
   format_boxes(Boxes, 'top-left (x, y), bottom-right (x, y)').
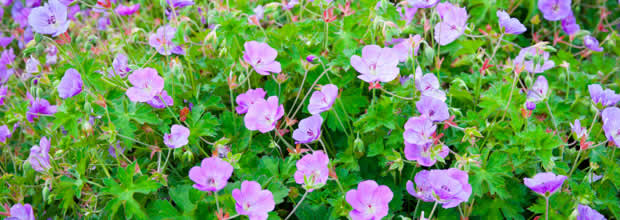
top-left (415, 67), bottom-right (446, 101)
top-left (28, 0), bottom-right (71, 37)
top-left (389, 35), bottom-right (423, 62)
top-left (11, 1), bottom-right (31, 28)
top-left (0, 85), bottom-right (7, 105)
top-left (345, 180), bottom-right (393, 220)
top-left (57, 68), bottom-right (83, 99)
top-left (577, 204), bottom-right (606, 220)
top-left (538, 0), bottom-right (571, 21)
top-left (406, 168), bottom-right (472, 208)
top-left (294, 150), bottom-right (329, 191)
top-left (115, 4), bottom-right (140, 16)
top-left (26, 96), bottom-right (57, 122)
top-left (403, 116), bottom-right (435, 146)
top-left (125, 68), bottom-right (164, 102)
top-left (407, 0), bottom-right (439, 8)
top-left (97, 16), bottom-right (111, 30)
top-left (350, 45), bottom-right (400, 83)
top-left (28, 136), bottom-right (51, 172)
top-left (108, 53), bottom-right (132, 77)
top-left (0, 35), bottom-right (13, 47)
top-left (17, 27), bottom-right (35, 49)
top-left (149, 25), bottom-right (185, 56)
top-left (434, 2), bottom-right (468, 45)
top-left (601, 107), bottom-right (620, 147)
top-left (292, 115), bottom-right (323, 144)
top-left (232, 181), bottom-right (275, 220)
top-left (584, 36), bottom-right (603, 52)
top-left (405, 142), bottom-right (449, 167)
top-left (108, 142), bottom-right (124, 158)
top-left (25, 57), bottom-right (40, 74)
top-left (167, 0), bottom-right (194, 8)
top-left (561, 12), bottom-right (580, 35)
top-left (308, 84), bottom-right (338, 115)
top-left (244, 96), bottom-right (284, 133)
top-left (164, 124), bottom-right (190, 149)
top-left (0, 125), bottom-right (11, 143)
top-left (570, 119), bottom-right (586, 139)
top-left (235, 88), bottom-right (267, 114)
top-left (416, 96), bottom-right (449, 122)
top-left (397, 6), bottom-right (417, 25)
top-left (243, 41), bottom-right (281, 75)
top-left (8, 203), bottom-right (35, 220)
top-left (189, 157), bottom-right (233, 192)
top-left (0, 66), bottom-right (14, 84)
top-left (497, 10), bottom-right (526, 34)
top-left (45, 44), bottom-right (58, 65)
top-left (248, 5), bottom-right (265, 24)
top-left (523, 172), bottom-right (567, 196)
top-left (147, 90), bottom-right (174, 109)
top-left (0, 48), bottom-right (16, 66)
top-left (514, 45), bottom-right (555, 73)
top-left (526, 75), bottom-right (549, 104)
top-left (283, 0), bottom-right (299, 10)
top-left (588, 84), bottom-right (620, 107)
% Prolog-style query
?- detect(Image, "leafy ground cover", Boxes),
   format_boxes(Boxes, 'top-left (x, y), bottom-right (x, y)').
top-left (0, 0), bottom-right (619, 219)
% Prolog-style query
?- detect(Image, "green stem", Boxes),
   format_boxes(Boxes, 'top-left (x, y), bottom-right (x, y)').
top-left (285, 190), bottom-right (309, 220)
top-left (428, 201), bottom-right (439, 218)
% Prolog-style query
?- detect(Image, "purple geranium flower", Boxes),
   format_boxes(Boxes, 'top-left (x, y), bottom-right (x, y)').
top-left (28, 0), bottom-right (71, 37)
top-left (243, 41), bottom-right (282, 75)
top-left (244, 96), bottom-right (284, 133)
top-left (397, 6), bottom-right (417, 25)
top-left (294, 150), bottom-right (329, 191)
top-left (12, 1), bottom-right (31, 28)
top-left (282, 0), bottom-right (299, 10)
top-left (308, 84), bottom-right (338, 115)
top-left (588, 84), bottom-right (620, 108)
top-left (167, 0), bottom-right (194, 8)
top-left (0, 124), bottom-right (11, 143)
top-left (46, 44), bottom-right (58, 65)
top-left (346, 180), bottom-right (393, 220)
top-left (26, 95), bottom-right (57, 122)
top-left (403, 116), bottom-right (435, 146)
top-left (526, 75), bottom-right (549, 105)
top-left (561, 12), bottom-right (580, 35)
top-left (416, 96), bottom-right (449, 122)
top-left (115, 4), bottom-right (140, 16)
top-left (232, 181), bottom-right (275, 220)
top-left (514, 45), bottom-right (555, 73)
top-left (57, 68), bottom-right (83, 99)
top-left (0, 48), bottom-right (15, 66)
top-left (164, 124), bottom-right (190, 149)
top-left (8, 203), bottom-right (35, 220)
top-left (415, 67), bottom-right (446, 101)
top-left (236, 88), bottom-right (267, 114)
top-left (602, 107), bottom-right (620, 147)
top-left (570, 119), bottom-right (586, 139)
top-left (577, 204), bottom-right (607, 220)
top-left (434, 2), bottom-right (468, 45)
top-left (125, 67), bottom-right (164, 102)
top-left (0, 85), bottom-right (7, 105)
top-left (108, 53), bottom-right (132, 77)
top-left (97, 16), bottom-right (111, 30)
top-left (25, 57), bottom-right (40, 74)
top-left (350, 45), bottom-right (400, 83)
top-left (0, 66), bottom-right (14, 84)
top-left (538, 0), bottom-right (571, 21)
top-left (0, 35), bottom-right (13, 47)
top-left (148, 25), bottom-right (185, 56)
top-left (523, 172), bottom-right (567, 196)
top-left (189, 157), bottom-right (233, 192)
top-left (147, 90), bottom-right (174, 108)
top-left (108, 142), bottom-right (125, 158)
top-left (584, 36), bottom-right (603, 52)
top-left (389, 35), bottom-right (423, 62)
top-left (497, 10), bottom-right (526, 34)
top-left (27, 136), bottom-right (51, 172)
top-left (405, 142), bottom-right (449, 167)
top-left (292, 115), bottom-right (323, 144)
top-left (407, 0), bottom-right (439, 8)
top-left (406, 168), bottom-right (472, 208)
